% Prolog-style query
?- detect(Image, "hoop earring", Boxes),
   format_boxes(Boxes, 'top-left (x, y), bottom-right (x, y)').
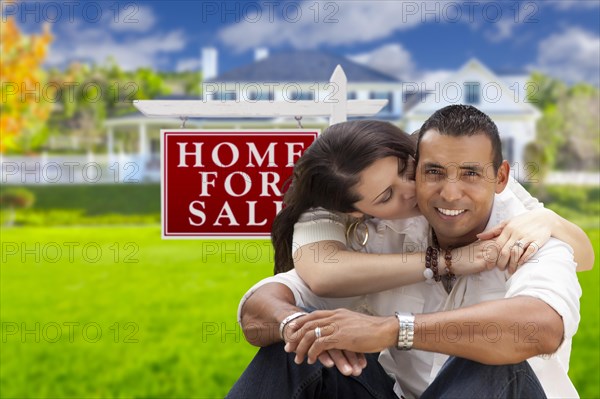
top-left (346, 218), bottom-right (369, 248)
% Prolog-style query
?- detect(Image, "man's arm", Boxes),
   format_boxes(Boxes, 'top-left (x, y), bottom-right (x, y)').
top-left (413, 296), bottom-right (563, 364)
top-left (290, 240), bottom-right (580, 366)
top-left (240, 282), bottom-right (302, 347)
top-left (238, 281), bottom-right (368, 376)
top-left (289, 297), bottom-right (563, 365)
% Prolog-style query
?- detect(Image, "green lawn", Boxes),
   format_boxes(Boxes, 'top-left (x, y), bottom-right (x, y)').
top-left (1, 226), bottom-right (598, 398)
top-left (0, 226), bottom-right (272, 398)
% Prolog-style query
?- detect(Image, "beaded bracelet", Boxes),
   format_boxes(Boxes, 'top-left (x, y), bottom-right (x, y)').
top-left (425, 246), bottom-right (441, 282)
top-left (444, 248), bottom-right (456, 285)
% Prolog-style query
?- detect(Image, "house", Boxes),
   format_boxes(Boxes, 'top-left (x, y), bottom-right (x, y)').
top-left (6, 54), bottom-right (539, 184)
top-left (93, 48), bottom-right (404, 182)
top-left (403, 59), bottom-right (541, 182)
top-left (203, 47), bottom-right (404, 120)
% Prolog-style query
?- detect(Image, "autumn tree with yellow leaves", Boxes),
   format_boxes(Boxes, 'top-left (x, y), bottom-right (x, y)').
top-left (0, 15), bottom-right (53, 153)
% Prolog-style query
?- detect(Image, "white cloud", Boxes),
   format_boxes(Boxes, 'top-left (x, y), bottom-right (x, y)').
top-left (484, 18), bottom-right (518, 42)
top-left (109, 4), bottom-right (156, 33)
top-left (346, 42), bottom-right (458, 101)
top-left (176, 58), bottom-right (203, 72)
top-left (45, 12), bottom-right (186, 71)
top-left (530, 27), bottom-right (600, 85)
top-left (348, 44), bottom-right (416, 80)
top-left (218, 1), bottom-right (423, 53)
top-left (544, 0), bottom-right (600, 10)
top-left (217, 0), bottom-right (539, 51)
top-left (346, 43), bottom-right (456, 90)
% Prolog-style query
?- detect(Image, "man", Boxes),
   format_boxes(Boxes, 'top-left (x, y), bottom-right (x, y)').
top-left (229, 105), bottom-right (581, 398)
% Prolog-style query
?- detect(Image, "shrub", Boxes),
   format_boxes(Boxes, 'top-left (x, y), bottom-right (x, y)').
top-left (0, 187), bottom-right (35, 209)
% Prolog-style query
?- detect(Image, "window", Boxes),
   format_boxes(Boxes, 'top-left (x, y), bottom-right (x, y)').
top-left (298, 91), bottom-right (314, 101)
top-left (247, 91), bottom-right (258, 101)
top-left (223, 92), bottom-right (237, 101)
top-left (501, 138), bottom-right (514, 163)
top-left (213, 91), bottom-right (237, 101)
top-left (255, 89), bottom-right (274, 101)
top-left (464, 82), bottom-right (480, 104)
top-left (369, 91), bottom-right (393, 113)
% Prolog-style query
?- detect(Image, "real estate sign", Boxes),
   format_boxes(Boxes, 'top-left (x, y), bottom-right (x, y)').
top-left (161, 130), bottom-right (318, 238)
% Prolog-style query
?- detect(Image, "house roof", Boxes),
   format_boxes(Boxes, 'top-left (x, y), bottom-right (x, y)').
top-left (209, 50), bottom-right (400, 83)
top-left (404, 58), bottom-right (541, 117)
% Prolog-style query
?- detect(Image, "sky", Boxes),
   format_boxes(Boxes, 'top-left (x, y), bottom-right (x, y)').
top-left (7, 0), bottom-right (600, 85)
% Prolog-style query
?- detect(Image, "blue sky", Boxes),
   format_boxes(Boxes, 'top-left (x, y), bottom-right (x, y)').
top-left (9, 0), bottom-right (600, 85)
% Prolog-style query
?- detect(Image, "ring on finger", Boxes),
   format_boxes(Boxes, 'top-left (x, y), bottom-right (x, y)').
top-left (314, 326), bottom-right (321, 339)
top-left (512, 240), bottom-right (523, 248)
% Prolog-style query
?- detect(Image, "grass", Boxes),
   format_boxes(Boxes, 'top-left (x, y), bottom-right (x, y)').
top-left (1, 184), bottom-right (599, 397)
top-left (568, 230), bottom-right (600, 398)
top-left (1, 225), bottom-right (599, 398)
top-left (0, 226), bottom-right (272, 398)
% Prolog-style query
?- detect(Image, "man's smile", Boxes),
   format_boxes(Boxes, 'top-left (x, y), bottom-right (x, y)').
top-left (435, 207), bottom-right (466, 217)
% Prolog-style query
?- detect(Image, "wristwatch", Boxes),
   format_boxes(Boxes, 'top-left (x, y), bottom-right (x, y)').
top-left (395, 312), bottom-right (415, 350)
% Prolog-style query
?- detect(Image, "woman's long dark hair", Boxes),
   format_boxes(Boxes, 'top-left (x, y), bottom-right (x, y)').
top-left (272, 120), bottom-right (416, 274)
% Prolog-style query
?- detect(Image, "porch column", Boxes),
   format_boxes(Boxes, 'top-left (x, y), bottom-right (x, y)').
top-left (107, 126), bottom-right (114, 163)
top-left (139, 123), bottom-right (147, 158)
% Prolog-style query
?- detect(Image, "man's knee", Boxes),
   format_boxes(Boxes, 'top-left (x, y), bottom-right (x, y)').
top-left (423, 357), bottom-right (545, 399)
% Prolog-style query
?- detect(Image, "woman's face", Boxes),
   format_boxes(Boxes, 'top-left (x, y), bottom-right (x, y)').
top-left (351, 156), bottom-right (421, 220)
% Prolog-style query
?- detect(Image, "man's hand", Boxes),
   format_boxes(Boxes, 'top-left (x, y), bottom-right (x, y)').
top-left (317, 349), bottom-right (367, 376)
top-left (284, 309), bottom-right (397, 365)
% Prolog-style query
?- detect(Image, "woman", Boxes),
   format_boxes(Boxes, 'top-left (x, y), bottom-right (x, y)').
top-left (271, 120), bottom-right (593, 297)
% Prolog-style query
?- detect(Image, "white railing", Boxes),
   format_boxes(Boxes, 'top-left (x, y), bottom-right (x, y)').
top-left (1, 153), bottom-right (158, 184)
top-left (3, 155), bottom-right (598, 186)
top-left (545, 172), bottom-right (600, 186)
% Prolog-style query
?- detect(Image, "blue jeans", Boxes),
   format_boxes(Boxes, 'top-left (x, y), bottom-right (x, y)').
top-left (421, 356), bottom-right (547, 399)
top-left (226, 342), bottom-right (396, 399)
top-left (226, 343), bottom-right (547, 399)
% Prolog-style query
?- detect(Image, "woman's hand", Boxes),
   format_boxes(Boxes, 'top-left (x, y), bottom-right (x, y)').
top-left (449, 240), bottom-right (497, 276)
top-left (476, 208), bottom-right (553, 274)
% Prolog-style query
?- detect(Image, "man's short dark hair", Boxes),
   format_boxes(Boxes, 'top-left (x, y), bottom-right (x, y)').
top-left (415, 105), bottom-right (503, 172)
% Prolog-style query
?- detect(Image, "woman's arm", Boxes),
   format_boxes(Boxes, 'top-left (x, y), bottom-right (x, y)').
top-left (502, 178), bottom-right (594, 271)
top-left (295, 241), bottom-right (426, 297)
top-left (295, 240), bottom-right (493, 297)
top-left (294, 199), bottom-right (593, 298)
top-left (477, 208), bottom-right (594, 272)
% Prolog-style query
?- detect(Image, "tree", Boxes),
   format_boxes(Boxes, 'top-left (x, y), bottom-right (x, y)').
top-left (46, 60), bottom-right (171, 151)
top-left (556, 85), bottom-right (600, 170)
top-left (526, 72), bottom-right (600, 176)
top-left (0, 16), bottom-right (53, 153)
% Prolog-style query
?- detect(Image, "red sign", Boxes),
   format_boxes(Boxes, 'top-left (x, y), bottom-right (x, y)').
top-left (162, 130), bottom-right (319, 238)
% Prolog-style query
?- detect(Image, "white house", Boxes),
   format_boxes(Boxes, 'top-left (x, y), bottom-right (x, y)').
top-left (4, 55), bottom-right (545, 184)
top-left (203, 47), bottom-right (404, 120)
top-left (403, 59), bottom-right (541, 182)
top-left (91, 48), bottom-right (404, 182)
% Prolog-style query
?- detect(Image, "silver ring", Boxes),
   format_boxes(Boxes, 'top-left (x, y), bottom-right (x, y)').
top-left (513, 240), bottom-right (523, 248)
top-left (314, 326), bottom-right (321, 339)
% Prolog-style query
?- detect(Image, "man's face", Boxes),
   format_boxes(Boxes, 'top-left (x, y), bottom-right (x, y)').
top-left (416, 129), bottom-right (509, 248)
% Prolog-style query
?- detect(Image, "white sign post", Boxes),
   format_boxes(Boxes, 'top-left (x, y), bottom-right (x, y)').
top-left (133, 65), bottom-right (387, 125)
top-left (134, 65), bottom-right (388, 238)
